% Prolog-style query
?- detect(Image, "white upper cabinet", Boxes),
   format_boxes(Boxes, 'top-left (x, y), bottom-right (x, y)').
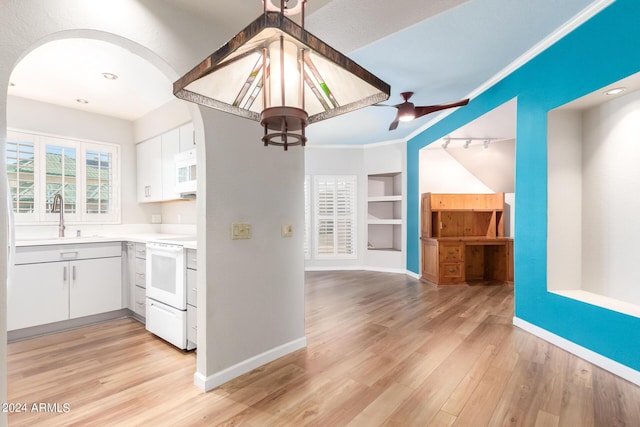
top-left (161, 128), bottom-right (181, 200)
top-left (179, 122), bottom-right (196, 152)
top-left (136, 136), bottom-right (163, 203)
top-left (136, 122), bottom-right (194, 203)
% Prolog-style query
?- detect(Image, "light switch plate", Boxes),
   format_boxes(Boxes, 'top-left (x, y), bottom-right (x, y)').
top-left (231, 223), bottom-right (251, 240)
top-left (281, 224), bottom-right (293, 238)
top-left (151, 214), bottom-right (162, 224)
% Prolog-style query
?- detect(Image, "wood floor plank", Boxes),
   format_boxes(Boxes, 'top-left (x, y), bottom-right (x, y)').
top-left (7, 271), bottom-right (640, 426)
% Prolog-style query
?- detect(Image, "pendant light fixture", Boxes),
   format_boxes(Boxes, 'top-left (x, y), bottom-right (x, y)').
top-left (173, 0), bottom-right (390, 150)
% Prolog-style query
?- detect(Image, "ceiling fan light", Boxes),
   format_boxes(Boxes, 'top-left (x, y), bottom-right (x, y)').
top-left (397, 102), bottom-right (415, 122)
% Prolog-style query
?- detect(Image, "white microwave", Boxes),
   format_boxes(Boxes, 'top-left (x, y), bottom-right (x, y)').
top-left (175, 149), bottom-right (197, 195)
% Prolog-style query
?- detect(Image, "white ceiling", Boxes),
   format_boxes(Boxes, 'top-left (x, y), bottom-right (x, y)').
top-left (7, 0), bottom-right (603, 144)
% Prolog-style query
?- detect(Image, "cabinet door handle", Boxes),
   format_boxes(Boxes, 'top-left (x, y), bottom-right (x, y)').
top-left (60, 251), bottom-right (79, 259)
top-left (191, 288), bottom-right (197, 293)
top-left (72, 265), bottom-right (76, 281)
top-left (63, 266), bottom-right (67, 282)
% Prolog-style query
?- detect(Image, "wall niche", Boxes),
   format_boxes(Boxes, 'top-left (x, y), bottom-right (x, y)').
top-left (547, 71), bottom-right (640, 318)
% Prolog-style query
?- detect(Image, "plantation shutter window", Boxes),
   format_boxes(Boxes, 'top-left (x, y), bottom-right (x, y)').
top-left (313, 175), bottom-right (357, 258)
top-left (5, 129), bottom-right (120, 224)
top-left (6, 133), bottom-right (38, 221)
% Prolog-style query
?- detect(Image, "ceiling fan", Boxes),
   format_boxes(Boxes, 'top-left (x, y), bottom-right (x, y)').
top-left (378, 92), bottom-right (470, 131)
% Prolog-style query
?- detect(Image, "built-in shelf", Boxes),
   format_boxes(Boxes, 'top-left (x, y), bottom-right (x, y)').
top-left (368, 219), bottom-right (402, 225)
top-left (367, 247), bottom-right (402, 252)
top-left (367, 172), bottom-right (402, 252)
top-left (368, 195), bottom-right (402, 203)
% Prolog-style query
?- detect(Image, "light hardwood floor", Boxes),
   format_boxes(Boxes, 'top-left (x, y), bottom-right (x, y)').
top-left (8, 271), bottom-right (640, 426)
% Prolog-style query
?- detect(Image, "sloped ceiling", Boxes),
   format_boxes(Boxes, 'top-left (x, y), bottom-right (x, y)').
top-left (7, 0), bottom-right (604, 145)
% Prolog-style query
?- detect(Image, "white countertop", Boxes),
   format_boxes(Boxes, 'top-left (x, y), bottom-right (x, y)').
top-left (15, 233), bottom-right (198, 250)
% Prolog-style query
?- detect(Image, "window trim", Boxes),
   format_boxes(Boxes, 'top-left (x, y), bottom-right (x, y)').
top-left (7, 129), bottom-right (121, 225)
top-left (311, 175), bottom-right (357, 260)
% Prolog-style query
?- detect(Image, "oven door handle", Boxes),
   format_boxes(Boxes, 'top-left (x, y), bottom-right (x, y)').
top-left (149, 301), bottom-right (178, 317)
top-left (146, 244), bottom-right (183, 254)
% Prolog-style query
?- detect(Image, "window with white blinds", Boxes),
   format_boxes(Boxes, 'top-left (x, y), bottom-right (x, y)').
top-left (6, 130), bottom-right (120, 224)
top-left (313, 175), bottom-right (357, 258)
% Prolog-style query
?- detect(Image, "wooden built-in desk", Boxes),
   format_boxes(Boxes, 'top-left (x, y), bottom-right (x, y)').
top-left (421, 237), bottom-right (513, 285)
top-left (420, 193), bottom-right (514, 286)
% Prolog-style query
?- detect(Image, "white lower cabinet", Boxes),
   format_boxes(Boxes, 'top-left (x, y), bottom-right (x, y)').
top-left (133, 242), bottom-right (146, 318)
top-left (9, 262), bottom-right (69, 330)
top-left (8, 242), bottom-right (122, 331)
top-left (69, 257), bottom-right (122, 319)
top-left (186, 248), bottom-right (197, 347)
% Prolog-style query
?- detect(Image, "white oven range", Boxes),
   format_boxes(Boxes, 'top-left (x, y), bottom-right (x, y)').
top-left (145, 237), bottom-right (196, 350)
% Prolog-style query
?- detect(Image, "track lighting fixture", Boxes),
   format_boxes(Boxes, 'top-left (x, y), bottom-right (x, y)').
top-left (440, 137), bottom-right (502, 149)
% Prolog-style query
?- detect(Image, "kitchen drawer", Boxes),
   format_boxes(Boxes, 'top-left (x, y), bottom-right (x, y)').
top-left (135, 243), bottom-right (146, 259)
top-left (14, 242), bottom-right (121, 265)
top-left (439, 243), bottom-right (463, 262)
top-left (186, 249), bottom-right (197, 270)
top-left (134, 285), bottom-right (146, 317)
top-left (187, 304), bottom-right (197, 346)
top-left (135, 257), bottom-right (146, 287)
top-left (440, 262), bottom-right (463, 282)
top-left (187, 268), bottom-right (197, 307)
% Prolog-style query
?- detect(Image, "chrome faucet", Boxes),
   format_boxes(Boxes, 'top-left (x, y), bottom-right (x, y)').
top-left (51, 193), bottom-right (65, 238)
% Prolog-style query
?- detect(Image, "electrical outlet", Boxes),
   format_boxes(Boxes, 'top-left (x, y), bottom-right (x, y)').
top-left (281, 224), bottom-right (293, 238)
top-left (231, 223), bottom-right (251, 240)
top-left (151, 214), bottom-right (162, 224)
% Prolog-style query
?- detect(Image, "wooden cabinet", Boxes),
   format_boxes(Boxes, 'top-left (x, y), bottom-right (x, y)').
top-left (421, 193), bottom-right (513, 285)
top-left (8, 243), bottom-right (122, 331)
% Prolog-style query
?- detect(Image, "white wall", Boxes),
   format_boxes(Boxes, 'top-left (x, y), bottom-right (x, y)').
top-left (419, 145), bottom-right (515, 238)
top-left (7, 95), bottom-right (159, 227)
top-left (548, 88), bottom-right (640, 306)
top-left (547, 109), bottom-right (583, 291)
top-left (305, 146), bottom-right (365, 268)
top-left (581, 89), bottom-right (640, 303)
top-left (1, 0), bottom-right (306, 406)
top-left (200, 107), bottom-right (305, 387)
top-left (133, 98), bottom-right (196, 225)
top-left (364, 142), bottom-right (406, 270)
top-left (419, 145), bottom-right (494, 194)
top-left (304, 142), bottom-right (406, 271)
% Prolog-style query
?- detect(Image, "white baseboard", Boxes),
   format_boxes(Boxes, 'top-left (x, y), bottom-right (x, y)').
top-left (305, 265), bottom-right (420, 278)
top-left (406, 270), bottom-right (420, 280)
top-left (193, 336), bottom-right (307, 392)
top-left (513, 317), bottom-right (640, 386)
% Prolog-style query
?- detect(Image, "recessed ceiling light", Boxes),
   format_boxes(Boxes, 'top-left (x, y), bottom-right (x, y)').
top-left (76, 98), bottom-right (89, 104)
top-left (605, 87), bottom-right (626, 96)
top-left (102, 72), bottom-right (118, 80)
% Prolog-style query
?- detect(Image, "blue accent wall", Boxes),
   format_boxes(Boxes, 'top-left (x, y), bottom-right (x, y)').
top-left (407, 0), bottom-right (640, 371)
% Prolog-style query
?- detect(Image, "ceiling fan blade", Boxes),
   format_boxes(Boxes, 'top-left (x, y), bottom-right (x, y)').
top-left (414, 98), bottom-right (470, 119)
top-left (388, 114), bottom-right (400, 131)
top-left (373, 103), bottom-right (406, 108)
